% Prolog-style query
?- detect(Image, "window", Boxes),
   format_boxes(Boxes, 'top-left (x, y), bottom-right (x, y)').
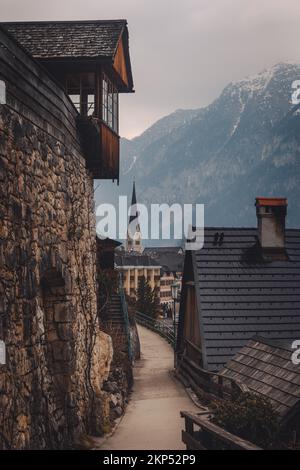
top-left (102, 73), bottom-right (119, 133)
top-left (66, 73), bottom-right (95, 117)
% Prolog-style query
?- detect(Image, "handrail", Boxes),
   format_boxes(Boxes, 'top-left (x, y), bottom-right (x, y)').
top-left (118, 272), bottom-right (133, 363)
top-left (180, 411), bottom-right (261, 450)
top-left (135, 311), bottom-right (176, 348)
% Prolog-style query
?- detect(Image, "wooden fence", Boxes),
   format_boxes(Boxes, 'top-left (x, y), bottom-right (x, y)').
top-left (181, 411), bottom-right (261, 450)
top-left (176, 350), bottom-right (248, 400)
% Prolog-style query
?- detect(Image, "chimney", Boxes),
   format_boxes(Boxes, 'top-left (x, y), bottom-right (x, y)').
top-left (255, 197), bottom-right (287, 252)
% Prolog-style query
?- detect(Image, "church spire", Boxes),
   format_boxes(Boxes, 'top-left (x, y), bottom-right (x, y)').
top-left (126, 180), bottom-right (143, 253)
top-left (129, 180), bottom-right (137, 223)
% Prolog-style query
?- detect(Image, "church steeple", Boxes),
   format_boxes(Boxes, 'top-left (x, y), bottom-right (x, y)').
top-left (129, 180), bottom-right (137, 223)
top-left (126, 180), bottom-right (143, 253)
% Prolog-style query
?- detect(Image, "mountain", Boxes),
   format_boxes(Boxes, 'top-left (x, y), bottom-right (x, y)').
top-left (95, 63), bottom-right (300, 238)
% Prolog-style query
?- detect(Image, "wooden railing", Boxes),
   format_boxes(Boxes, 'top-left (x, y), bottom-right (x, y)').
top-left (176, 351), bottom-right (248, 399)
top-left (181, 411), bottom-right (261, 450)
top-left (118, 272), bottom-right (133, 363)
top-left (135, 311), bottom-right (176, 348)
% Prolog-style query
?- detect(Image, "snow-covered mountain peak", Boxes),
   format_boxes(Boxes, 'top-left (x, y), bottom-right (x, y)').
top-left (228, 62), bottom-right (300, 96)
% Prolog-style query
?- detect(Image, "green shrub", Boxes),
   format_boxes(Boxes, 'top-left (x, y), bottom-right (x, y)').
top-left (212, 392), bottom-right (280, 448)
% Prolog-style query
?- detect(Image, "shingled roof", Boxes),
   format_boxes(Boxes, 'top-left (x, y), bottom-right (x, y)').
top-left (178, 227), bottom-right (300, 372)
top-left (2, 20), bottom-right (127, 59)
top-left (220, 337), bottom-right (300, 424)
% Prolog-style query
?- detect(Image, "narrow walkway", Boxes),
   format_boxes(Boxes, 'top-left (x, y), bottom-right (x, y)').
top-left (98, 325), bottom-right (198, 450)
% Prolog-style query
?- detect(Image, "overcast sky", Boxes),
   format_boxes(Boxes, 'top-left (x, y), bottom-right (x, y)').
top-left (1, 0), bottom-right (300, 138)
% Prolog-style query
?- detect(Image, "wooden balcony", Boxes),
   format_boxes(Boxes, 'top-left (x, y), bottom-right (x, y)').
top-left (77, 116), bottom-right (120, 180)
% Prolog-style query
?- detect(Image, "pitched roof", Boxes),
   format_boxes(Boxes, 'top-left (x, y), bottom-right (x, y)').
top-left (2, 20), bottom-right (134, 93)
top-left (2, 20), bottom-right (126, 59)
top-left (180, 227), bottom-right (300, 372)
top-left (220, 337), bottom-right (300, 423)
top-left (143, 247), bottom-right (184, 273)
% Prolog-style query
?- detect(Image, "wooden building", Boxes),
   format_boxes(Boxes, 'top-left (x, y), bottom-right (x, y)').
top-left (177, 198), bottom-right (300, 373)
top-left (0, 20), bottom-right (135, 449)
top-left (2, 20), bottom-right (134, 181)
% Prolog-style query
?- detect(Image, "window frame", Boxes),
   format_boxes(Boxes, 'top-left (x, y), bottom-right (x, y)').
top-left (102, 72), bottom-right (119, 134)
top-left (66, 73), bottom-right (96, 117)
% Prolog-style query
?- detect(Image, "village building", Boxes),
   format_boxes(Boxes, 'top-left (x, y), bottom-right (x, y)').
top-left (176, 198), bottom-right (300, 375)
top-left (143, 246), bottom-right (184, 307)
top-left (0, 19), bottom-right (134, 449)
top-left (115, 253), bottom-right (161, 299)
top-left (120, 183), bottom-right (185, 303)
top-left (117, 180), bottom-right (159, 299)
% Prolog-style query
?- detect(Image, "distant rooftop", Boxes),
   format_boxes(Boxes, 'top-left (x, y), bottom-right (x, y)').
top-left (143, 246), bottom-right (184, 273)
top-left (115, 253), bottom-right (161, 268)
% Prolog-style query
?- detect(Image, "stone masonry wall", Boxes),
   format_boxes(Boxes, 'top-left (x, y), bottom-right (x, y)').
top-left (0, 94), bottom-right (113, 448)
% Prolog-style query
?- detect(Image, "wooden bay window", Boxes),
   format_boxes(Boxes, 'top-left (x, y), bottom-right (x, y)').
top-left (65, 70), bottom-right (120, 179)
top-left (66, 71), bottom-right (119, 134)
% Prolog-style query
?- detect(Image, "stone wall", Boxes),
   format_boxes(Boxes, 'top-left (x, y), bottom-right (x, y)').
top-left (0, 29), bottom-right (113, 449)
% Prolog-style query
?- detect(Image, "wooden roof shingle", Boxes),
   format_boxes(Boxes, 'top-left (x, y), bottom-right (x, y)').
top-left (220, 337), bottom-right (300, 423)
top-left (2, 20), bottom-right (127, 59)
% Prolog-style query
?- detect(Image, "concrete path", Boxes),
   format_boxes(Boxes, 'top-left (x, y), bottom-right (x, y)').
top-left (98, 325), bottom-right (198, 450)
